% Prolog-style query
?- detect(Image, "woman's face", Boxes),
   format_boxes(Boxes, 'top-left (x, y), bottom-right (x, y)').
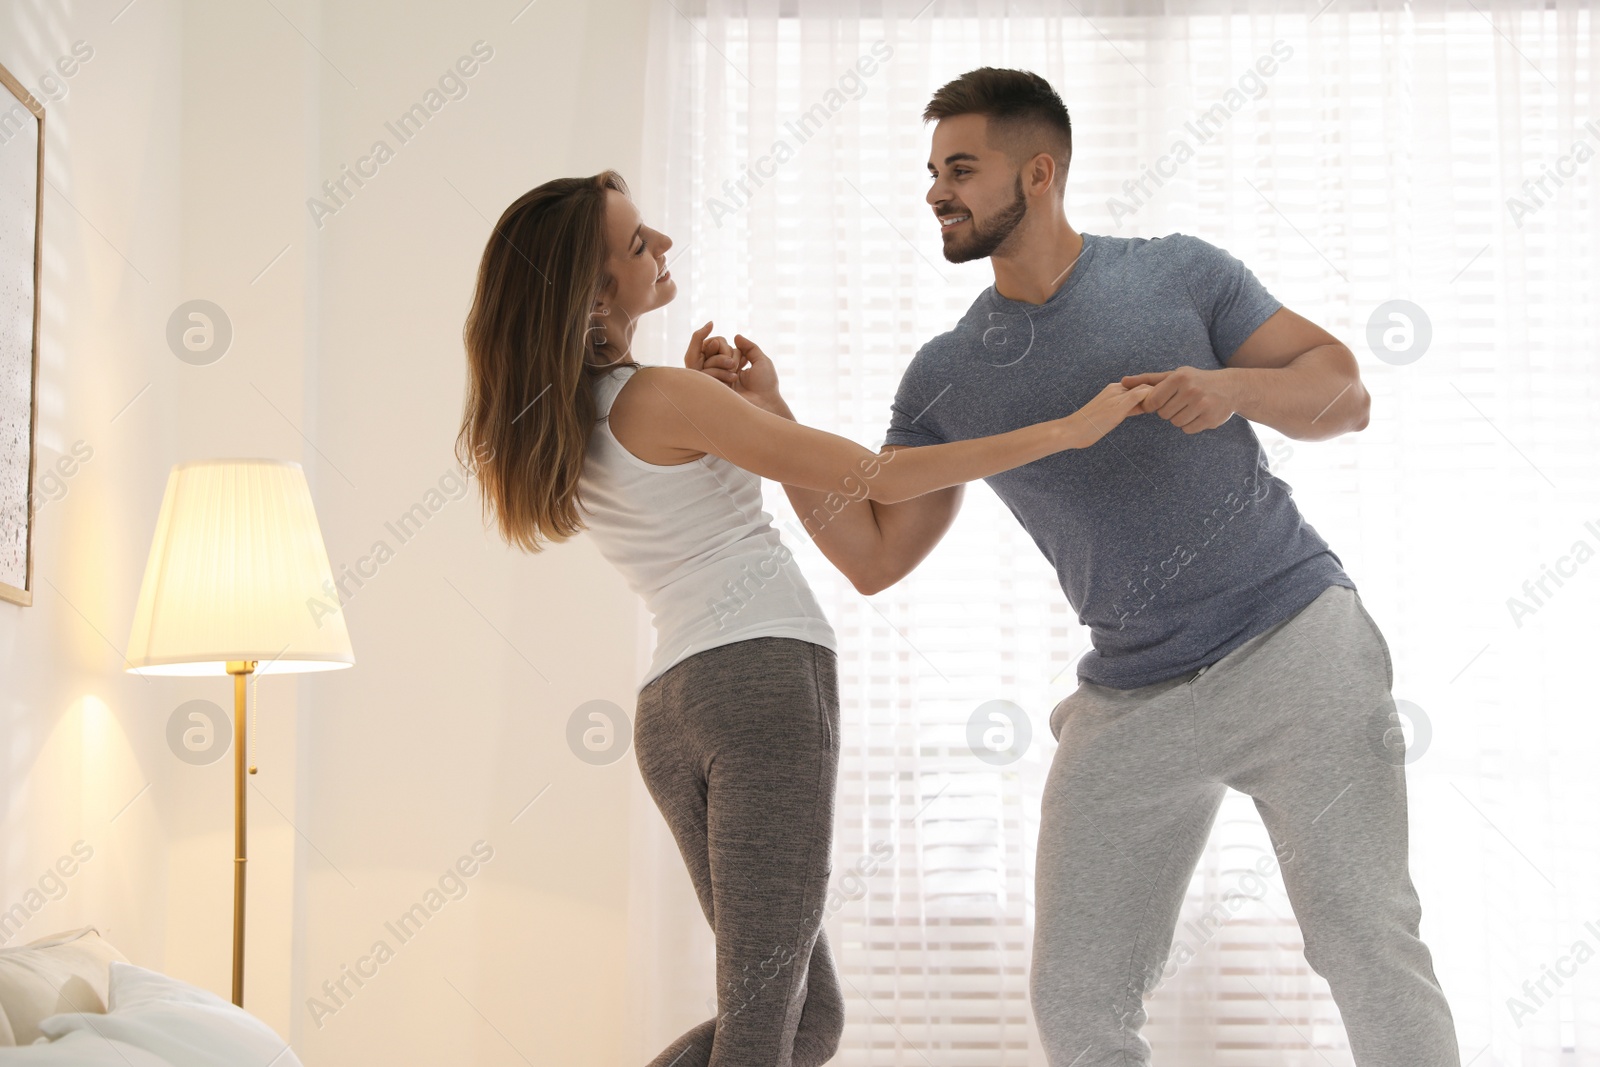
top-left (597, 189), bottom-right (676, 336)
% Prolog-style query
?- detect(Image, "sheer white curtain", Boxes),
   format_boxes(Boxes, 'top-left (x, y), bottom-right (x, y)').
top-left (628, 1), bottom-right (1600, 1063)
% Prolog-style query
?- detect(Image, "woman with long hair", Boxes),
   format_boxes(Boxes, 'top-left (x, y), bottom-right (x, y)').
top-left (455, 170), bottom-right (1151, 1067)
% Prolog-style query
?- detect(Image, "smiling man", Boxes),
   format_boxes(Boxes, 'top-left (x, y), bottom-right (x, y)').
top-left (702, 66), bottom-right (1462, 1065)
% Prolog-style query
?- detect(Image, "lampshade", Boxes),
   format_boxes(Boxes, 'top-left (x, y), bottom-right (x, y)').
top-left (125, 459), bottom-right (355, 676)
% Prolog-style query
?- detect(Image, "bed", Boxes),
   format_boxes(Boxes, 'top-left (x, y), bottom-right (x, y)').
top-left (0, 927), bottom-right (302, 1065)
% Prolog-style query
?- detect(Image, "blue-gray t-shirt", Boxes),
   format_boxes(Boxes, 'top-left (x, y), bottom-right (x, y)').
top-left (883, 231), bottom-right (1354, 690)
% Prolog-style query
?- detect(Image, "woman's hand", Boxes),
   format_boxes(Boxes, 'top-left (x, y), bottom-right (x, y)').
top-left (683, 324), bottom-right (787, 415)
top-left (1056, 382), bottom-right (1157, 449)
top-left (683, 322), bottom-right (742, 386)
top-left (681, 320), bottom-right (722, 376)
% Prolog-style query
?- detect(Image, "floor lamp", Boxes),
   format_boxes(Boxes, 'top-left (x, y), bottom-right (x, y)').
top-left (124, 459), bottom-right (354, 1008)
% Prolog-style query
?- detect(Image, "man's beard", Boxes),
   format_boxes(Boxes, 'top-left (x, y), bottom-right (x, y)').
top-left (942, 174), bottom-right (1027, 264)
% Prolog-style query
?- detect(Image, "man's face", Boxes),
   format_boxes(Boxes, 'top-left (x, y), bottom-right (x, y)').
top-left (925, 114), bottom-right (1029, 264)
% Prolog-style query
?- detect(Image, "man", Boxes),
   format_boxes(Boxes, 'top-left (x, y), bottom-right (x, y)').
top-left (695, 66), bottom-right (1459, 1066)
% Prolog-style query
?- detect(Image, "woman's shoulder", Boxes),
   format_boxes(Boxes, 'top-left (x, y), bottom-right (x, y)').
top-left (612, 363), bottom-right (724, 410)
top-left (603, 363), bottom-right (722, 459)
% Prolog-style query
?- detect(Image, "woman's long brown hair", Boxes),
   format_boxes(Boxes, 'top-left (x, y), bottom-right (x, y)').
top-left (455, 170), bottom-right (638, 552)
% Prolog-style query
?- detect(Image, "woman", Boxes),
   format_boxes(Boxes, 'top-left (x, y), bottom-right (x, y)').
top-left (455, 170), bottom-right (1151, 1067)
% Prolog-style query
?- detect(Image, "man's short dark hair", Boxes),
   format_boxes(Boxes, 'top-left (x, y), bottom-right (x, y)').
top-left (923, 67), bottom-right (1072, 194)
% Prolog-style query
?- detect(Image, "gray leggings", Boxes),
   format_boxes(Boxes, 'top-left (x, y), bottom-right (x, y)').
top-left (635, 636), bottom-right (844, 1067)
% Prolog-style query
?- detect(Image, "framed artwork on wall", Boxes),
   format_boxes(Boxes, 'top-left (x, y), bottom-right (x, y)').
top-left (0, 59), bottom-right (43, 607)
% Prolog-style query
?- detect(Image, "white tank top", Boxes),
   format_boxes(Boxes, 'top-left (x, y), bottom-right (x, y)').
top-left (576, 363), bottom-right (836, 690)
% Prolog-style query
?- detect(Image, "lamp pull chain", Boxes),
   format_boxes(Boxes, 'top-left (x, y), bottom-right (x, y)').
top-left (248, 669), bottom-right (259, 775)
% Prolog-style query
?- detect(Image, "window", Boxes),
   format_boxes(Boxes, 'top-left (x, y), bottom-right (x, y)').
top-left (638, 2), bottom-right (1599, 1061)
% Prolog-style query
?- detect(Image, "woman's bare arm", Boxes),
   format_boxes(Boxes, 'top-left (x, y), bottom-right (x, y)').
top-left (674, 327), bottom-right (1142, 593)
top-left (611, 363), bottom-right (1150, 506)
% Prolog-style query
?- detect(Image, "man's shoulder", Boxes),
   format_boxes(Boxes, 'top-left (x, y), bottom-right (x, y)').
top-left (1095, 230), bottom-right (1218, 265)
top-left (900, 291), bottom-right (996, 373)
top-left (1090, 231), bottom-right (1242, 303)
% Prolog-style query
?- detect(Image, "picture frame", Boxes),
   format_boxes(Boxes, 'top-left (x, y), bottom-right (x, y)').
top-left (0, 58), bottom-right (43, 607)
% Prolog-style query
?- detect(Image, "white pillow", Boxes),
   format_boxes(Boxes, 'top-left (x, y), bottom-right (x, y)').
top-left (35, 961), bottom-right (304, 1067)
top-left (0, 927), bottom-right (127, 1046)
top-left (0, 1029), bottom-right (174, 1065)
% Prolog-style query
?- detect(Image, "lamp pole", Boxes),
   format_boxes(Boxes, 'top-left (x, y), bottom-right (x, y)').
top-left (227, 659), bottom-right (256, 1007)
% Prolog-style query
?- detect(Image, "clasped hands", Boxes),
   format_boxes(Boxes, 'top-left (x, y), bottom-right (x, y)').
top-left (685, 322), bottom-right (1241, 434)
top-left (682, 322), bottom-right (786, 416)
top-left (1117, 365), bottom-right (1243, 434)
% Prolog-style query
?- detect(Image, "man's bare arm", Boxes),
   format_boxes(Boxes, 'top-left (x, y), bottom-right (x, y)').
top-left (763, 392), bottom-right (963, 596)
top-left (687, 332), bottom-right (972, 594)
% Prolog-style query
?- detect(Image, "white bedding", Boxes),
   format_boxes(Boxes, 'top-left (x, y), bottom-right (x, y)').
top-left (15, 961), bottom-right (304, 1067)
top-left (0, 1030), bottom-right (174, 1065)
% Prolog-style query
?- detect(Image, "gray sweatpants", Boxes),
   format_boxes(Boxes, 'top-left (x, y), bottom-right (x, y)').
top-left (635, 636), bottom-right (844, 1067)
top-left (1032, 584), bottom-right (1460, 1065)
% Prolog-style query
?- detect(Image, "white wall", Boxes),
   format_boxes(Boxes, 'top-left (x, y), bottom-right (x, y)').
top-left (298, 1), bottom-right (654, 1062)
top-left (0, 0), bottom-right (191, 1007)
top-left (0, 2), bottom-right (653, 1062)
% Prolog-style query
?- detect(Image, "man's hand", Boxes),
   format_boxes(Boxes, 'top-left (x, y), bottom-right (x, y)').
top-left (1119, 366), bottom-right (1242, 434)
